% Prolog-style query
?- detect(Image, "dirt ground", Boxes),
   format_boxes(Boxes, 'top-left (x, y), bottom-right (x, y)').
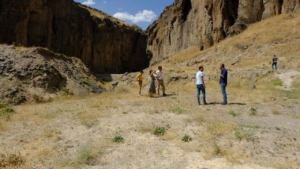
top-left (1, 66), bottom-right (300, 169)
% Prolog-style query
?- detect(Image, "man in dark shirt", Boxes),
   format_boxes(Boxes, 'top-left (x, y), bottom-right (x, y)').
top-left (272, 55), bottom-right (278, 70)
top-left (219, 64), bottom-right (228, 105)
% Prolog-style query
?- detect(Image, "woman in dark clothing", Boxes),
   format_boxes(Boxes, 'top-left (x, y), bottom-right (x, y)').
top-left (148, 70), bottom-right (156, 97)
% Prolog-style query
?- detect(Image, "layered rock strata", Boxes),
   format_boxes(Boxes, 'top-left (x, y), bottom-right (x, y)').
top-left (146, 0), bottom-right (300, 64)
top-left (0, 0), bottom-right (149, 73)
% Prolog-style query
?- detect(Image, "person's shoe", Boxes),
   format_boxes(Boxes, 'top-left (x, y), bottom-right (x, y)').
top-left (203, 102), bottom-right (208, 105)
top-left (221, 102), bottom-right (227, 105)
top-left (163, 93), bottom-right (167, 96)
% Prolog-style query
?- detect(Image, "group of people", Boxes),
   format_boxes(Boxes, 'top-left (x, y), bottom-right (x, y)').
top-left (196, 64), bottom-right (228, 105)
top-left (135, 66), bottom-right (166, 98)
top-left (135, 64), bottom-right (228, 105)
top-left (135, 55), bottom-right (278, 105)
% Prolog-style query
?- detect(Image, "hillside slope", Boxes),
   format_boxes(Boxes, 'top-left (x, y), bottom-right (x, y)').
top-left (1, 13), bottom-right (300, 169)
top-left (146, 0), bottom-right (300, 65)
top-left (0, 0), bottom-right (149, 73)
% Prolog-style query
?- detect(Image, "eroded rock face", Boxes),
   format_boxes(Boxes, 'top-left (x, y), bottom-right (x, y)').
top-left (0, 45), bottom-right (103, 104)
top-left (0, 0), bottom-right (149, 73)
top-left (146, 0), bottom-right (300, 64)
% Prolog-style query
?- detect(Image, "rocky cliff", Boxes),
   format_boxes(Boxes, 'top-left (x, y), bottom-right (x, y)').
top-left (0, 0), bottom-right (149, 73)
top-left (146, 0), bottom-right (300, 64)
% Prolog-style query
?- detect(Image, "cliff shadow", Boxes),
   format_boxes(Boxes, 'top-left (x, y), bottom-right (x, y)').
top-left (97, 74), bottom-right (113, 81)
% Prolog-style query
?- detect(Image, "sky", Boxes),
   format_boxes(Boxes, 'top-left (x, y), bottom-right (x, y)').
top-left (74, 0), bottom-right (174, 30)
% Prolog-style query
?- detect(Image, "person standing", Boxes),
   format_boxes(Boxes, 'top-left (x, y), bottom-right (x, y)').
top-left (196, 66), bottom-right (207, 105)
top-left (219, 64), bottom-right (228, 105)
top-left (156, 66), bottom-right (166, 96)
top-left (272, 55), bottom-right (278, 70)
top-left (135, 70), bottom-right (144, 95)
top-left (148, 70), bottom-right (156, 97)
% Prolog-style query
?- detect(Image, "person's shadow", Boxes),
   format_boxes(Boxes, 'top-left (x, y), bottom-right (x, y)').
top-left (155, 92), bottom-right (177, 98)
top-left (205, 102), bottom-right (246, 105)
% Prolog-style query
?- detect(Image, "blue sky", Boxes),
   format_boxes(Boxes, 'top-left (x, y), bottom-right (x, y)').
top-left (75, 0), bottom-right (174, 30)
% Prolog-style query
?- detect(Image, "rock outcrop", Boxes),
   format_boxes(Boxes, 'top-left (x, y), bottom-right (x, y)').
top-left (146, 0), bottom-right (300, 64)
top-left (0, 45), bottom-right (103, 104)
top-left (0, 0), bottom-right (149, 73)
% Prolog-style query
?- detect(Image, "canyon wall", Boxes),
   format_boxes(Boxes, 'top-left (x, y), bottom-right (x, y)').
top-left (146, 0), bottom-right (300, 64)
top-left (0, 0), bottom-right (149, 73)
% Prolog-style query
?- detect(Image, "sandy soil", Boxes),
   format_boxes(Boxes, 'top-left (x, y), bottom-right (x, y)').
top-left (1, 67), bottom-right (300, 169)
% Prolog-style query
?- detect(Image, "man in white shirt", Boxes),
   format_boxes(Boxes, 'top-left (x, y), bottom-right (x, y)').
top-left (196, 66), bottom-right (207, 105)
top-left (156, 66), bottom-right (166, 96)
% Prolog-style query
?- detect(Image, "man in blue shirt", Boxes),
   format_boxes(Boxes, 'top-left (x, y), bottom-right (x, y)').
top-left (272, 55), bottom-right (278, 70)
top-left (219, 64), bottom-right (227, 105)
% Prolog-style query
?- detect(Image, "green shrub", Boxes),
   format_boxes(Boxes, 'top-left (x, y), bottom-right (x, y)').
top-left (273, 80), bottom-right (282, 86)
top-left (250, 107), bottom-right (257, 116)
top-left (112, 136), bottom-right (124, 143)
top-left (181, 135), bottom-right (192, 142)
top-left (0, 103), bottom-right (15, 121)
top-left (153, 127), bottom-right (165, 136)
top-left (229, 110), bottom-right (240, 117)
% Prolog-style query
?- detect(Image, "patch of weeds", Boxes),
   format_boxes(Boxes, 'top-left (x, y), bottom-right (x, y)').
top-left (81, 80), bottom-right (89, 86)
top-left (272, 109), bottom-right (281, 115)
top-left (0, 103), bottom-right (15, 121)
top-left (243, 124), bottom-right (260, 129)
top-left (279, 90), bottom-right (300, 99)
top-left (60, 88), bottom-right (69, 95)
top-left (229, 110), bottom-right (240, 117)
top-left (0, 153), bottom-right (25, 168)
top-left (213, 143), bottom-right (222, 156)
top-left (273, 80), bottom-right (282, 86)
top-left (291, 82), bottom-right (300, 89)
top-left (153, 127), bottom-right (165, 136)
top-left (75, 140), bottom-right (96, 165)
top-left (32, 94), bottom-right (47, 103)
top-left (77, 112), bottom-right (98, 128)
top-left (170, 106), bottom-right (185, 114)
top-left (181, 135), bottom-right (192, 142)
top-left (36, 70), bottom-right (43, 76)
top-left (122, 111), bottom-right (127, 114)
top-left (275, 127), bottom-right (281, 130)
top-left (112, 135), bottom-right (124, 143)
top-left (234, 128), bottom-right (256, 141)
top-left (249, 107), bottom-right (257, 116)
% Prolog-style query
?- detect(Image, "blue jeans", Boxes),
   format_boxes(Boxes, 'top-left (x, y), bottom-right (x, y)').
top-left (272, 63), bottom-right (277, 70)
top-left (220, 83), bottom-right (227, 103)
top-left (196, 84), bottom-right (206, 104)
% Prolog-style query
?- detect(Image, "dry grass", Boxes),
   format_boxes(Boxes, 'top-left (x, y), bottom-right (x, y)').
top-left (1, 12), bottom-right (300, 169)
top-left (272, 109), bottom-right (281, 115)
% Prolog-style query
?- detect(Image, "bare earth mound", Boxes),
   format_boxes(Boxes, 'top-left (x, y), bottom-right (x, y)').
top-left (0, 45), bottom-right (103, 104)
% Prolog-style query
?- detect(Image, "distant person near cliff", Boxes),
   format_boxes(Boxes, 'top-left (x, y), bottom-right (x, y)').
top-left (156, 66), bottom-right (166, 96)
top-left (272, 55), bottom-right (278, 70)
top-left (135, 70), bottom-right (144, 95)
top-left (220, 64), bottom-right (228, 105)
